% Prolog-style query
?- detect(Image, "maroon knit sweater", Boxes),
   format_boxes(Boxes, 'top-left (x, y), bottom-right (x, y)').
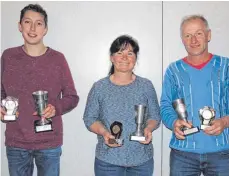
top-left (1, 46), bottom-right (79, 150)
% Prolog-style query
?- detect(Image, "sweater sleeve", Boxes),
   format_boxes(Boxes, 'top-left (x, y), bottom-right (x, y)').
top-left (227, 62), bottom-right (229, 115)
top-left (146, 81), bottom-right (161, 130)
top-left (50, 54), bottom-right (79, 116)
top-left (1, 51), bottom-right (7, 100)
top-left (83, 83), bottom-right (100, 131)
top-left (160, 65), bottom-right (178, 130)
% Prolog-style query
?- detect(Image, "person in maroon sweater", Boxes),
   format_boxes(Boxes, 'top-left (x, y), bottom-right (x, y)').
top-left (1, 4), bottom-right (79, 176)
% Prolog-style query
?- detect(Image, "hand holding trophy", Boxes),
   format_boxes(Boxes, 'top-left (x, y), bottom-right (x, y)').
top-left (32, 90), bottom-right (53, 133)
top-left (108, 121), bottom-right (123, 145)
top-left (199, 106), bottom-right (215, 130)
top-left (1, 96), bottom-right (19, 121)
top-left (173, 98), bottom-right (199, 136)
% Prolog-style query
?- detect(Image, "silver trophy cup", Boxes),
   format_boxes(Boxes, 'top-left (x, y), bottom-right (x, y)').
top-left (130, 105), bottom-right (146, 142)
top-left (1, 96), bottom-right (19, 121)
top-left (199, 106), bottom-right (215, 130)
top-left (32, 90), bottom-right (52, 133)
top-left (172, 98), bottom-right (199, 135)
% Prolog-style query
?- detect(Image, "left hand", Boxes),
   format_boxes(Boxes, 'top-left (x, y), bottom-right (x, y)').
top-left (140, 127), bottom-right (152, 144)
top-left (204, 118), bottom-right (227, 136)
top-left (33, 104), bottom-right (56, 119)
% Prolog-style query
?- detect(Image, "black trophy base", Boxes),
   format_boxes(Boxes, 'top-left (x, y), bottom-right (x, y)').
top-left (183, 127), bottom-right (199, 136)
top-left (108, 138), bottom-right (123, 145)
top-left (34, 120), bottom-right (53, 133)
top-left (4, 115), bottom-right (17, 121)
top-left (130, 135), bottom-right (146, 142)
top-left (200, 124), bottom-right (210, 130)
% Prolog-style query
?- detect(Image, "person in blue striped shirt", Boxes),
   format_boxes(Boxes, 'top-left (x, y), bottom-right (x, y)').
top-left (160, 15), bottom-right (229, 176)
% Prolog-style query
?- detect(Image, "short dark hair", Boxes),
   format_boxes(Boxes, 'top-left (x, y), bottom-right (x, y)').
top-left (20, 4), bottom-right (48, 27)
top-left (109, 35), bottom-right (139, 75)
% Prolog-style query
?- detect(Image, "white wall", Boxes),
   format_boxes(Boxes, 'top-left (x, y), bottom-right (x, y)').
top-left (1, 2), bottom-right (162, 176)
top-left (2, 1), bottom-right (229, 176)
top-left (162, 2), bottom-right (229, 176)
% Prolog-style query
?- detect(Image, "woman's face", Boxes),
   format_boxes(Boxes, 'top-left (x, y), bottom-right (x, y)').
top-left (110, 44), bottom-right (137, 74)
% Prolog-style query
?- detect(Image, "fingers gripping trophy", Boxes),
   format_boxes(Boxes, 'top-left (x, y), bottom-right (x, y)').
top-left (1, 96), bottom-right (19, 121)
top-left (32, 90), bottom-right (53, 133)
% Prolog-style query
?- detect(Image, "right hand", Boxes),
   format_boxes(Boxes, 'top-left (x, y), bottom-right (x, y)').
top-left (0, 107), bottom-right (6, 120)
top-left (173, 119), bottom-right (192, 140)
top-left (101, 131), bottom-right (121, 148)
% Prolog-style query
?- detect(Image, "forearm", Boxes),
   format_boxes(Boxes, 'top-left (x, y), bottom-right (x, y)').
top-left (53, 94), bottom-right (79, 116)
top-left (89, 121), bottom-right (108, 136)
top-left (160, 105), bottom-right (177, 130)
top-left (146, 119), bottom-right (160, 132)
top-left (222, 116), bottom-right (229, 128)
top-left (57, 55), bottom-right (79, 115)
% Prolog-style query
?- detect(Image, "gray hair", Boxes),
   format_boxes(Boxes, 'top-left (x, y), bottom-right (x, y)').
top-left (180, 15), bottom-right (210, 35)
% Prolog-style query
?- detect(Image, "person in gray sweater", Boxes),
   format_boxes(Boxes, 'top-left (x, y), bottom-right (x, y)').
top-left (83, 35), bottom-right (161, 176)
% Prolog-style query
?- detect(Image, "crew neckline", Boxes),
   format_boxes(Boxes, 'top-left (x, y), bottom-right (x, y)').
top-left (19, 45), bottom-right (51, 59)
top-left (182, 53), bottom-right (213, 70)
top-left (108, 74), bottom-right (138, 87)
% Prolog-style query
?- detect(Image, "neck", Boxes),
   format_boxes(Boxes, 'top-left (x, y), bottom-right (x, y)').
top-left (111, 72), bottom-right (135, 85)
top-left (187, 51), bottom-right (210, 65)
top-left (23, 43), bottom-right (47, 57)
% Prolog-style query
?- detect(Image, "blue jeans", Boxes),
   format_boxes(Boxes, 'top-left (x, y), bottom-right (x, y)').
top-left (94, 157), bottom-right (154, 176)
top-left (6, 146), bottom-right (62, 176)
top-left (170, 148), bottom-right (229, 176)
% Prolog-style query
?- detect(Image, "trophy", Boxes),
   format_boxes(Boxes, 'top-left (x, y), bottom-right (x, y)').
top-left (32, 90), bottom-right (52, 133)
top-left (130, 105), bottom-right (146, 142)
top-left (199, 106), bottom-right (215, 130)
top-left (172, 98), bottom-right (199, 135)
top-left (108, 121), bottom-right (123, 145)
top-left (1, 96), bottom-right (19, 121)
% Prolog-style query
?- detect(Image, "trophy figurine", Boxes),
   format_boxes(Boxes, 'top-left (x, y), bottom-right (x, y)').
top-left (172, 98), bottom-right (199, 135)
top-left (108, 121), bottom-right (123, 145)
top-left (199, 106), bottom-right (215, 130)
top-left (130, 105), bottom-right (146, 142)
top-left (32, 90), bottom-right (52, 133)
top-left (1, 96), bottom-right (19, 121)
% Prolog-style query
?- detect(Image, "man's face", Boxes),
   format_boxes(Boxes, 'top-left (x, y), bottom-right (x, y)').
top-left (181, 19), bottom-right (211, 57)
top-left (18, 10), bottom-right (47, 45)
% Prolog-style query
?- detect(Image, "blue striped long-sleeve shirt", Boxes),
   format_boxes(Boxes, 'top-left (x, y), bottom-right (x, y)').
top-left (160, 55), bottom-right (229, 153)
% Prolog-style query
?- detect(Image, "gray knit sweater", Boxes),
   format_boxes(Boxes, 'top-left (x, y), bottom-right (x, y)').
top-left (83, 75), bottom-right (161, 166)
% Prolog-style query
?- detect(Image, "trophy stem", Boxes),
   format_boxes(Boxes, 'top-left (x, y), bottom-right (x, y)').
top-left (135, 125), bottom-right (144, 136)
top-left (40, 117), bottom-right (45, 126)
